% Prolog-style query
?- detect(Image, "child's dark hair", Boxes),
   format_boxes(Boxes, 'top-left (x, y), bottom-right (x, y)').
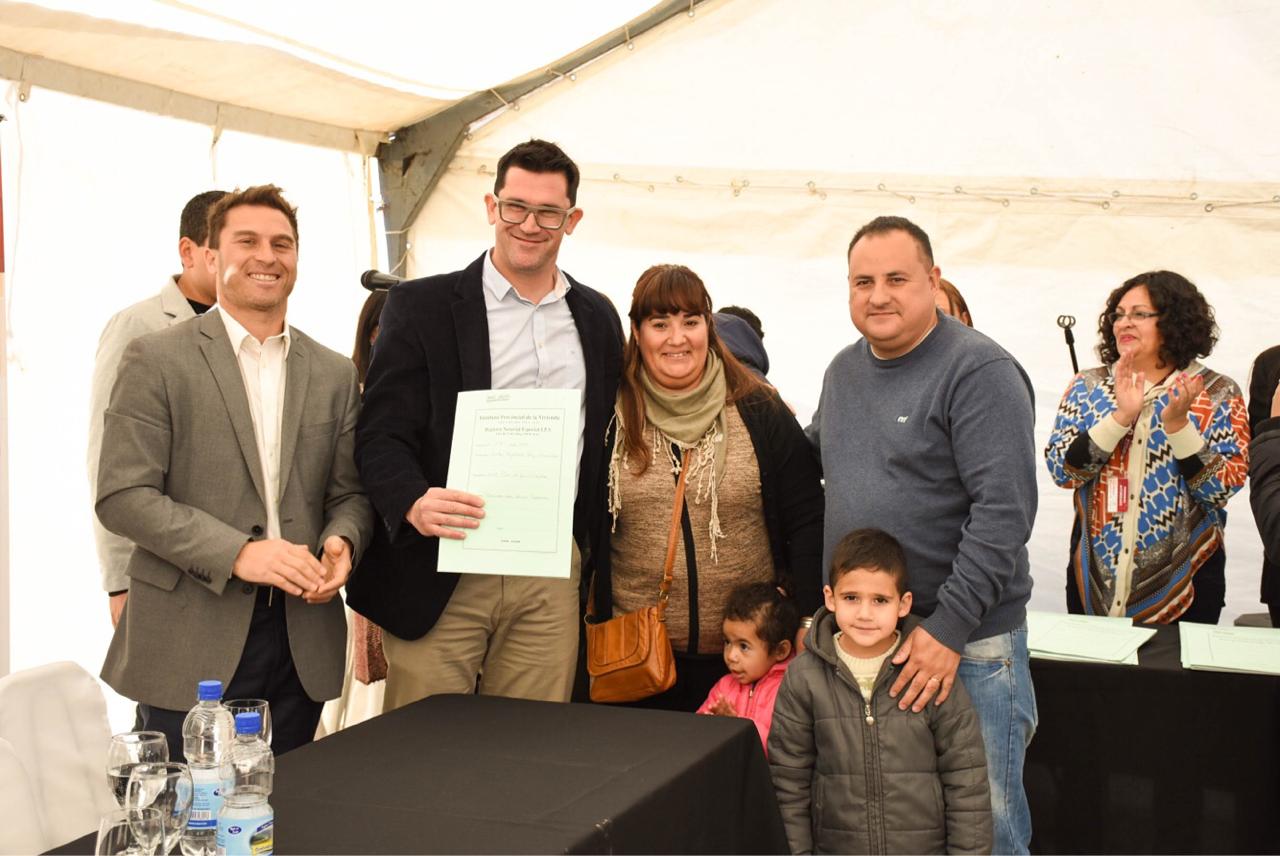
top-left (723, 582), bottom-right (801, 653)
top-left (829, 528), bottom-right (909, 595)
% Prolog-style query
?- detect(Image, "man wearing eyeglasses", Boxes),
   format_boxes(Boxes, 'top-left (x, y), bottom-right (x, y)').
top-left (350, 139), bottom-right (624, 710)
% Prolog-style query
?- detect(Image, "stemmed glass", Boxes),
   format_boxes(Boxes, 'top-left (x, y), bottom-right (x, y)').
top-left (224, 699), bottom-right (271, 747)
top-left (125, 762), bottom-right (193, 855)
top-left (94, 806), bottom-right (163, 855)
top-left (105, 732), bottom-right (168, 805)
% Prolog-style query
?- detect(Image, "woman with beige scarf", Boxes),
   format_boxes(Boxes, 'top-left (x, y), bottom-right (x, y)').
top-left (590, 264), bottom-right (824, 711)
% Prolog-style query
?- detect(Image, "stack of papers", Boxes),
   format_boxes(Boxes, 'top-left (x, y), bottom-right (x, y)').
top-left (1179, 622), bottom-right (1280, 676)
top-left (1026, 611), bottom-right (1156, 665)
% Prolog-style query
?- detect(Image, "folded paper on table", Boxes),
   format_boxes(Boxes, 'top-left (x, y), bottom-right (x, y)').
top-left (1027, 610), bottom-right (1155, 665)
top-left (437, 388), bottom-right (581, 577)
top-left (1179, 622), bottom-right (1280, 675)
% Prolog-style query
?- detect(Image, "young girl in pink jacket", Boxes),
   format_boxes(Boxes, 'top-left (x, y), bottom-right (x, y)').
top-left (697, 582), bottom-right (802, 753)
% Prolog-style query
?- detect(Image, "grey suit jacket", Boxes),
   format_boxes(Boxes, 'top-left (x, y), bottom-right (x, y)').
top-left (88, 276), bottom-right (198, 593)
top-left (97, 309), bottom-right (373, 711)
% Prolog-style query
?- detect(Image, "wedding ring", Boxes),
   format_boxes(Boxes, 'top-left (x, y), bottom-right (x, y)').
top-left (926, 675), bottom-right (941, 684)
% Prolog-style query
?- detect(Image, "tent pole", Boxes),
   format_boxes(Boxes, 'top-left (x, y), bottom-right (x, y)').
top-left (376, 0), bottom-right (712, 275)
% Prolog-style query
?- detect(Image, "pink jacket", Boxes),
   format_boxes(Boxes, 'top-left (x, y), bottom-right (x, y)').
top-left (697, 657), bottom-right (794, 754)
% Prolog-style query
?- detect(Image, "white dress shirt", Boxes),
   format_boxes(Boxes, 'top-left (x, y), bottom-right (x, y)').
top-left (481, 251), bottom-right (587, 480)
top-left (219, 308), bottom-right (291, 539)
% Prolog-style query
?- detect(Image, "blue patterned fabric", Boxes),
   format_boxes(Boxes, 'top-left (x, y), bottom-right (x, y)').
top-left (1044, 365), bottom-right (1249, 621)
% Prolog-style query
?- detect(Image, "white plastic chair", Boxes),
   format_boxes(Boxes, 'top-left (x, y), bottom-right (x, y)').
top-left (0, 661), bottom-right (117, 852)
top-left (0, 737), bottom-right (47, 854)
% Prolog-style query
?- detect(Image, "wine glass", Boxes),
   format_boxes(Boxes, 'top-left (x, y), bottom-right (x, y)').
top-left (94, 806), bottom-right (163, 855)
top-left (224, 699), bottom-right (271, 747)
top-left (125, 762), bottom-right (193, 855)
top-left (106, 732), bottom-right (168, 805)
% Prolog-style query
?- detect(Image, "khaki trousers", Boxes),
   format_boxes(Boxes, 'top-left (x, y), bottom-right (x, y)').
top-left (381, 542), bottom-right (581, 711)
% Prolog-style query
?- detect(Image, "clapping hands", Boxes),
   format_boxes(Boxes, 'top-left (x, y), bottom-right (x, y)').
top-left (1112, 351), bottom-right (1145, 427)
top-left (1161, 372), bottom-right (1205, 434)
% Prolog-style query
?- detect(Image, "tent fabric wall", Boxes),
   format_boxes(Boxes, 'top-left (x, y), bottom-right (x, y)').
top-left (406, 0), bottom-right (1278, 620)
top-left (0, 79), bottom-right (378, 723)
top-left (0, 0), bottom-right (669, 146)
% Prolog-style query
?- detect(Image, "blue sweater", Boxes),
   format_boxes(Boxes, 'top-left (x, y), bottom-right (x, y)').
top-left (809, 313), bottom-right (1037, 651)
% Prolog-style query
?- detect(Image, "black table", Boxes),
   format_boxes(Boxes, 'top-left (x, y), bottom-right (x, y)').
top-left (50, 694), bottom-right (787, 854)
top-left (1026, 624), bottom-right (1280, 854)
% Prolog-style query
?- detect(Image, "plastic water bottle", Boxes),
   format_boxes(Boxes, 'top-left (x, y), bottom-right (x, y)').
top-left (181, 680), bottom-right (234, 856)
top-left (216, 711), bottom-right (274, 855)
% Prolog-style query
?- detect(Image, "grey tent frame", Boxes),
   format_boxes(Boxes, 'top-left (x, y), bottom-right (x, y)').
top-left (376, 0), bottom-right (711, 274)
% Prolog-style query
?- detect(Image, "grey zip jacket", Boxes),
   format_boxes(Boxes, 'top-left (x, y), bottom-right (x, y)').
top-left (768, 610), bottom-right (992, 854)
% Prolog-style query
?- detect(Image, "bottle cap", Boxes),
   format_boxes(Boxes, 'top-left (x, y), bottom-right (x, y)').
top-left (197, 680), bottom-right (223, 701)
top-left (234, 711), bottom-right (262, 735)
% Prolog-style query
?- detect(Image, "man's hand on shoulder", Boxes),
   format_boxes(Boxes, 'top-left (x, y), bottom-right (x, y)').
top-left (304, 536), bottom-right (352, 605)
top-left (404, 487), bottom-right (485, 539)
top-left (890, 625), bottom-right (961, 713)
top-left (232, 538), bottom-right (326, 596)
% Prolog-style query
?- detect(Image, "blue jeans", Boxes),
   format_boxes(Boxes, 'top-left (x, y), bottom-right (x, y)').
top-left (957, 623), bottom-right (1037, 855)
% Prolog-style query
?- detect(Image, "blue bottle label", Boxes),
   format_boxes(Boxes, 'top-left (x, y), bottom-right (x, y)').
top-left (217, 814), bottom-right (273, 855)
top-left (188, 774), bottom-right (224, 830)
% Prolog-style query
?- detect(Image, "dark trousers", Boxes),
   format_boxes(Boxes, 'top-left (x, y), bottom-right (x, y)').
top-left (1065, 545), bottom-right (1226, 625)
top-left (135, 587), bottom-right (323, 761)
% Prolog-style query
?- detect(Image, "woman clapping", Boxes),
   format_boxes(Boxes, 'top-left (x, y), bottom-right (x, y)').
top-left (1045, 271), bottom-right (1249, 624)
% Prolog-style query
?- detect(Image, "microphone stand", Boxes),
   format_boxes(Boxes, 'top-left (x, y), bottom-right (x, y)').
top-left (1057, 315), bottom-right (1079, 374)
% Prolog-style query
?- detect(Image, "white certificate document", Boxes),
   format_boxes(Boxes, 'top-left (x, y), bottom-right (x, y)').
top-left (436, 388), bottom-right (581, 577)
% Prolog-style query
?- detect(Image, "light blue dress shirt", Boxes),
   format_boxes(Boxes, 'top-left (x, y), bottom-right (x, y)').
top-left (481, 250), bottom-right (587, 484)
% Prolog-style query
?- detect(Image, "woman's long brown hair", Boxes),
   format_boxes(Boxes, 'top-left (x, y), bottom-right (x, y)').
top-left (618, 264), bottom-right (765, 473)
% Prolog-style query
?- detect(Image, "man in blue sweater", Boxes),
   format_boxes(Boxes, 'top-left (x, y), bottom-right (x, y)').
top-left (808, 216), bottom-right (1038, 854)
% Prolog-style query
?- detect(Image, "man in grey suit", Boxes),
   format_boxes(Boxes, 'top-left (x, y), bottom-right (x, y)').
top-left (89, 189), bottom-right (226, 628)
top-left (97, 185), bottom-right (372, 756)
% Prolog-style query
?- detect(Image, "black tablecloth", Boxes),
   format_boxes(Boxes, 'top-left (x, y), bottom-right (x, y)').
top-left (1026, 624), bottom-right (1280, 854)
top-left (50, 694), bottom-right (787, 854)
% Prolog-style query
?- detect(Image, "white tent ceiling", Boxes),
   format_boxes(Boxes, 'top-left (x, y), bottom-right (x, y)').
top-left (0, 0), bottom-right (660, 149)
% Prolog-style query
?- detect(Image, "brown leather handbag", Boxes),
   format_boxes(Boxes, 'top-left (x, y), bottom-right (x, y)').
top-left (585, 453), bottom-right (689, 703)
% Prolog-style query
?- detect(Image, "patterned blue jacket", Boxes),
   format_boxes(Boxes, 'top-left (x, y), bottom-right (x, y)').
top-left (1045, 363), bottom-right (1249, 621)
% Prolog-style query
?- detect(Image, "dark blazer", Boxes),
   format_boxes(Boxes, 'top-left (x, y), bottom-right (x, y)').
top-left (97, 310), bottom-right (373, 712)
top-left (1249, 345), bottom-right (1280, 602)
top-left (1249, 342), bottom-right (1280, 603)
top-left (1252, 416), bottom-right (1280, 564)
top-left (348, 252), bottom-right (624, 640)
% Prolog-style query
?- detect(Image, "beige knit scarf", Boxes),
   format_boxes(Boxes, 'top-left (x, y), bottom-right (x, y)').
top-left (608, 351), bottom-right (729, 561)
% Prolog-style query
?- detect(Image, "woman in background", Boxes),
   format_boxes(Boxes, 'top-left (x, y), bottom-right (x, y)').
top-left (1044, 271), bottom-right (1248, 624)
top-left (319, 289), bottom-right (388, 734)
top-left (936, 278), bottom-right (974, 326)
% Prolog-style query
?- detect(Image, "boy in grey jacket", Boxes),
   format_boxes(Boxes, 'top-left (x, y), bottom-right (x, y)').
top-left (769, 529), bottom-right (992, 854)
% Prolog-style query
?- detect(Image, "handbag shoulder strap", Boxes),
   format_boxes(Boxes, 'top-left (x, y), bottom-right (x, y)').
top-left (657, 451), bottom-right (691, 617)
top-left (585, 449), bottom-right (691, 622)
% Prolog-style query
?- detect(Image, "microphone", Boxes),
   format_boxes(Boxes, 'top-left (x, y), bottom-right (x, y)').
top-left (360, 270), bottom-right (402, 292)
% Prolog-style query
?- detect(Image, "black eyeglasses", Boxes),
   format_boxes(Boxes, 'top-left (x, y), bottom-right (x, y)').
top-left (1106, 310), bottom-right (1161, 324)
top-left (495, 199), bottom-right (577, 230)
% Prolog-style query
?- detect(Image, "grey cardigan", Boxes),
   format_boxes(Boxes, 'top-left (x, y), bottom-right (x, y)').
top-left (768, 612), bottom-right (992, 855)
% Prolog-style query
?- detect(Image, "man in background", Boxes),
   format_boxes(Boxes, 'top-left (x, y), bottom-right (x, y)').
top-left (88, 189), bottom-right (226, 627)
top-left (714, 305), bottom-right (770, 380)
